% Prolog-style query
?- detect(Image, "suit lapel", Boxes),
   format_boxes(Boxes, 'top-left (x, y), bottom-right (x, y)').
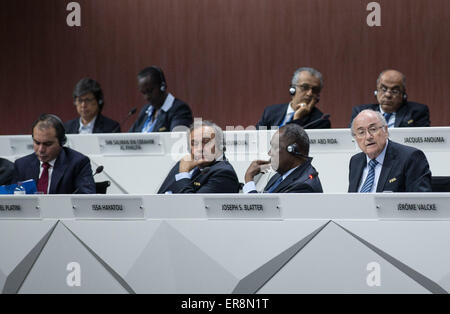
top-left (274, 104), bottom-right (289, 126)
top-left (350, 154), bottom-right (366, 192)
top-left (49, 149), bottom-right (67, 194)
top-left (30, 156), bottom-right (40, 184)
top-left (153, 110), bottom-right (168, 132)
top-left (93, 115), bottom-right (103, 133)
top-left (376, 142), bottom-right (395, 192)
top-left (394, 104), bottom-right (407, 127)
top-left (264, 173), bottom-right (282, 192)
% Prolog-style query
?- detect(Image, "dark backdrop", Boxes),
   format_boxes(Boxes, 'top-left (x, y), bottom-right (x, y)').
top-left (0, 0), bottom-right (448, 134)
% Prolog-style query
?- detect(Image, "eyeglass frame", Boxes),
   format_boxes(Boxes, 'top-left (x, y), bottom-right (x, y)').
top-left (352, 125), bottom-right (386, 139)
top-left (74, 96), bottom-right (97, 106)
top-left (293, 83), bottom-right (321, 95)
top-left (377, 84), bottom-right (404, 96)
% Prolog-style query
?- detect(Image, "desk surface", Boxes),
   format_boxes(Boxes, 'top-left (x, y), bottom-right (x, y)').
top-left (0, 193), bottom-right (449, 294)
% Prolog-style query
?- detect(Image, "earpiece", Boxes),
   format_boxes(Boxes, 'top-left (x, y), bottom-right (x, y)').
top-left (151, 66), bottom-right (167, 92)
top-left (286, 143), bottom-right (306, 157)
top-left (98, 99), bottom-right (104, 105)
top-left (374, 90), bottom-right (378, 97)
top-left (289, 86), bottom-right (296, 96)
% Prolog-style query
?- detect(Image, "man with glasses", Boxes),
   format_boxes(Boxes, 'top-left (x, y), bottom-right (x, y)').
top-left (350, 69), bottom-right (430, 127)
top-left (348, 110), bottom-right (431, 193)
top-left (157, 121), bottom-right (240, 194)
top-left (129, 66), bottom-right (193, 133)
top-left (65, 78), bottom-right (121, 134)
top-left (257, 67), bottom-right (331, 129)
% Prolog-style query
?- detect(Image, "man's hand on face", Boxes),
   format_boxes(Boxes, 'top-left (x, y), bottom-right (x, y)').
top-left (245, 160), bottom-right (271, 183)
top-left (293, 96), bottom-right (318, 121)
top-left (179, 154), bottom-right (212, 173)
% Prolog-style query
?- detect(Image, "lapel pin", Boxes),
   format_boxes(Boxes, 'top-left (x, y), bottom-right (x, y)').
top-left (389, 178), bottom-right (397, 183)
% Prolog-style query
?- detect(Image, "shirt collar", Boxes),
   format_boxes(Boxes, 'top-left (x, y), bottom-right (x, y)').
top-left (379, 105), bottom-right (396, 116)
top-left (366, 140), bottom-right (389, 166)
top-left (79, 115), bottom-right (97, 133)
top-left (146, 93), bottom-right (175, 116)
top-left (287, 103), bottom-right (295, 114)
top-left (282, 165), bottom-right (299, 180)
top-left (40, 159), bottom-right (56, 168)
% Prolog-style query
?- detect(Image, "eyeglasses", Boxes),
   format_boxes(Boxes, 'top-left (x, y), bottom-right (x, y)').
top-left (294, 84), bottom-right (321, 95)
top-left (353, 125), bottom-right (385, 139)
top-left (378, 85), bottom-right (403, 96)
top-left (74, 97), bottom-right (96, 105)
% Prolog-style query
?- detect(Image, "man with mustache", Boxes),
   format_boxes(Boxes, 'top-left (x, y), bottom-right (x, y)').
top-left (350, 69), bottom-right (430, 128)
top-left (348, 110), bottom-right (431, 193)
top-left (257, 67), bottom-right (331, 129)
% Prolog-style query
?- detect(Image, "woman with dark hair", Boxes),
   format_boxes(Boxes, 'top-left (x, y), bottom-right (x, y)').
top-left (64, 78), bottom-right (121, 134)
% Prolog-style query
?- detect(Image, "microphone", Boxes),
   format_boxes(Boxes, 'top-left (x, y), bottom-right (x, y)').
top-left (93, 165), bottom-right (104, 177)
top-left (73, 165), bottom-right (104, 194)
top-left (302, 114), bottom-right (330, 129)
top-left (112, 107), bottom-right (137, 133)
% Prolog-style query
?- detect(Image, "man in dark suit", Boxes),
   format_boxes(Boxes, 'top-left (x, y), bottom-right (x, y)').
top-left (13, 114), bottom-right (96, 194)
top-left (158, 121), bottom-right (240, 194)
top-left (350, 69), bottom-right (430, 128)
top-left (64, 78), bottom-right (121, 134)
top-left (257, 67), bottom-right (330, 130)
top-left (243, 124), bottom-right (323, 193)
top-left (0, 158), bottom-right (14, 186)
top-left (348, 109), bottom-right (432, 193)
top-left (129, 66), bottom-right (193, 133)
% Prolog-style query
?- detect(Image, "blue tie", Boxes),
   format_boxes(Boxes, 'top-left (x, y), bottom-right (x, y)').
top-left (360, 159), bottom-right (378, 193)
top-left (383, 112), bottom-right (392, 125)
top-left (279, 112), bottom-right (294, 127)
top-left (265, 175), bottom-right (284, 193)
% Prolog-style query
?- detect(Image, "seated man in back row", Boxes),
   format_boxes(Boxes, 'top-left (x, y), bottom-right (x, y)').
top-left (13, 114), bottom-right (96, 194)
top-left (350, 69), bottom-right (430, 128)
top-left (158, 121), bottom-right (240, 194)
top-left (257, 67), bottom-right (331, 129)
top-left (349, 109), bottom-right (432, 193)
top-left (243, 123), bottom-right (323, 193)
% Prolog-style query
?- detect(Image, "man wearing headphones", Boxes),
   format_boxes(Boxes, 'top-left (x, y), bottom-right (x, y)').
top-left (257, 67), bottom-right (331, 129)
top-left (12, 114), bottom-right (96, 194)
top-left (158, 121), bottom-right (240, 194)
top-left (64, 78), bottom-right (121, 134)
top-left (349, 69), bottom-right (430, 127)
top-left (243, 124), bottom-right (323, 193)
top-left (129, 66), bottom-right (193, 133)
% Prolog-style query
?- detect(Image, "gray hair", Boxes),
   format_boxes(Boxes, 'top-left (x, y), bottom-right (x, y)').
top-left (351, 109), bottom-right (387, 134)
top-left (291, 67), bottom-right (324, 89)
top-left (376, 69), bottom-right (406, 89)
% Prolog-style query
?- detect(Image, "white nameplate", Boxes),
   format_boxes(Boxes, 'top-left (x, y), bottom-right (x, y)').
top-left (224, 131), bottom-right (269, 155)
top-left (204, 196), bottom-right (281, 219)
top-left (308, 132), bottom-right (357, 152)
top-left (0, 197), bottom-right (41, 219)
top-left (98, 135), bottom-right (164, 155)
top-left (10, 137), bottom-right (34, 156)
top-left (71, 197), bottom-right (144, 219)
top-left (374, 195), bottom-right (450, 220)
top-left (390, 128), bottom-right (450, 152)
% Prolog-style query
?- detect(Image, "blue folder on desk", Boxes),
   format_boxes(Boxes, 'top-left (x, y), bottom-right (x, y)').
top-left (0, 180), bottom-right (37, 195)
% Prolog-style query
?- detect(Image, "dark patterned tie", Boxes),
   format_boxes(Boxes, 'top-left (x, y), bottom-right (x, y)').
top-left (37, 162), bottom-right (50, 194)
top-left (265, 174), bottom-right (284, 193)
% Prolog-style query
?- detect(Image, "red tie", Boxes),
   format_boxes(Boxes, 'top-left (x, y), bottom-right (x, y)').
top-left (37, 162), bottom-right (50, 194)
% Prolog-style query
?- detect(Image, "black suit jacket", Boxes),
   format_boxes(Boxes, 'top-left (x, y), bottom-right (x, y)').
top-left (157, 159), bottom-right (240, 194)
top-left (348, 140), bottom-right (432, 192)
top-left (12, 147), bottom-right (96, 194)
top-left (350, 102), bottom-right (430, 127)
top-left (256, 103), bottom-right (331, 129)
top-left (129, 98), bottom-right (193, 133)
top-left (64, 114), bottom-right (121, 134)
top-left (253, 159), bottom-right (323, 193)
top-left (0, 158), bottom-right (14, 186)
